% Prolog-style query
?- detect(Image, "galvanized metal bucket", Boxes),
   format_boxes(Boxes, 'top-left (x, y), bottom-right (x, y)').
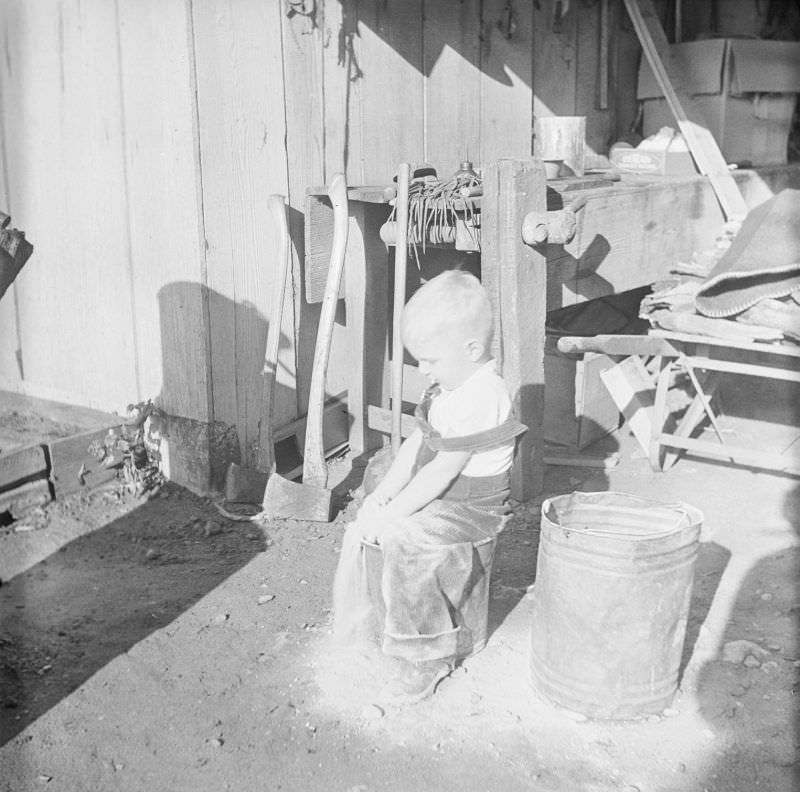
top-left (530, 491), bottom-right (703, 720)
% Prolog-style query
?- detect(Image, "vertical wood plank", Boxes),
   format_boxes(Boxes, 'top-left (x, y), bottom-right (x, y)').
top-left (533, 0), bottom-right (578, 118)
top-left (479, 0), bottom-right (535, 167)
top-left (612, 2), bottom-right (645, 142)
top-left (117, 0), bottom-right (209, 422)
top-left (323, 0), bottom-right (363, 185)
top-left (355, 1), bottom-right (425, 181)
top-left (0, 0), bottom-right (137, 411)
top-left (344, 202), bottom-right (390, 456)
top-left (192, 0), bottom-right (292, 466)
top-left (482, 159), bottom-right (547, 500)
top-left (282, 2), bottom-right (326, 417)
top-left (575, 4), bottom-right (612, 157)
top-left (424, 0), bottom-right (482, 176)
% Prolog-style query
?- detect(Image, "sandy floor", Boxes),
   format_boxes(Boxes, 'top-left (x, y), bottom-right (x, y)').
top-left (0, 402), bottom-right (798, 791)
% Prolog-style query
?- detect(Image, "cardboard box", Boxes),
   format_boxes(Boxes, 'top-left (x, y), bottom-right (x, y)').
top-left (638, 39), bottom-right (800, 166)
top-left (610, 129), bottom-right (696, 176)
top-left (544, 342), bottom-right (621, 450)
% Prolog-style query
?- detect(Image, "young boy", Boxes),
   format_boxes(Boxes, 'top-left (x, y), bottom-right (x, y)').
top-left (332, 269), bottom-right (526, 705)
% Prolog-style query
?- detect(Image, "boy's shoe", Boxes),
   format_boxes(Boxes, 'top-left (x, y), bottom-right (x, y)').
top-left (379, 658), bottom-right (455, 706)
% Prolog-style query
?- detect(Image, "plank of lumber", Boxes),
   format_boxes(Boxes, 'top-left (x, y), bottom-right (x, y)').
top-left (48, 427), bottom-right (124, 498)
top-left (544, 447), bottom-right (620, 469)
top-left (556, 334), bottom-right (677, 357)
top-left (622, 0), bottom-right (748, 221)
top-left (344, 203), bottom-right (390, 456)
top-left (367, 405), bottom-right (418, 439)
top-left (662, 371), bottom-right (721, 470)
top-left (0, 479), bottom-right (51, 515)
top-left (272, 392), bottom-right (348, 444)
top-left (0, 445), bottom-right (48, 491)
top-left (657, 432), bottom-right (800, 475)
top-left (600, 356), bottom-right (654, 455)
top-left (482, 159), bottom-right (548, 501)
top-left (479, 0), bottom-right (534, 166)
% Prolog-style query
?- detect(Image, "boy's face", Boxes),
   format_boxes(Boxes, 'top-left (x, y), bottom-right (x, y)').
top-left (406, 331), bottom-right (478, 391)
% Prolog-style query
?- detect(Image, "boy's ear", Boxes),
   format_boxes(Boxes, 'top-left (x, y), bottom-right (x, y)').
top-left (465, 339), bottom-right (485, 361)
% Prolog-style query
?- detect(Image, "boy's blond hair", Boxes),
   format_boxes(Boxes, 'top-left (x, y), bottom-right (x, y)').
top-left (401, 270), bottom-right (494, 349)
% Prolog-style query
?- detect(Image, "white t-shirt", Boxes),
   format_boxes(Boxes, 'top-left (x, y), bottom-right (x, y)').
top-left (427, 359), bottom-right (514, 477)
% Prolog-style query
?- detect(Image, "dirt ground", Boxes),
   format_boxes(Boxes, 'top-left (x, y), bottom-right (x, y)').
top-left (1, 392), bottom-right (798, 792)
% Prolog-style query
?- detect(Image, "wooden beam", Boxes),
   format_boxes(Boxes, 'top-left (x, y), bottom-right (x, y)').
top-left (48, 427), bottom-right (124, 498)
top-left (622, 0), bottom-right (748, 221)
top-left (0, 445), bottom-right (47, 492)
top-left (0, 479), bottom-right (51, 515)
top-left (656, 432), bottom-right (800, 475)
top-left (483, 159), bottom-right (547, 501)
top-left (344, 203), bottom-right (391, 457)
top-left (556, 334), bottom-right (677, 357)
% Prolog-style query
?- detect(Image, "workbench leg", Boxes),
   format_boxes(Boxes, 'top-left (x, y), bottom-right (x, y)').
top-left (650, 357), bottom-right (670, 471)
top-left (345, 202), bottom-right (390, 457)
top-left (483, 159), bottom-right (548, 501)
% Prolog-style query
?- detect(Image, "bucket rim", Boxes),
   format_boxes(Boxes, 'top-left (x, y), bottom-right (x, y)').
top-left (541, 491), bottom-right (703, 540)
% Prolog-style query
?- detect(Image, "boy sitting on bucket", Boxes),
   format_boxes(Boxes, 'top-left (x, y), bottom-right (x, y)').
top-left (332, 269), bottom-right (526, 705)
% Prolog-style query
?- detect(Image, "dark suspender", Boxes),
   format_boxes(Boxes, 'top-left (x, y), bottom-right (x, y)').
top-left (414, 384), bottom-right (528, 454)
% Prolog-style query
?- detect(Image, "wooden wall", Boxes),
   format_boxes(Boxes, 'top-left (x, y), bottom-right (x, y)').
top-left (2, 0), bottom-right (787, 492)
top-left (5, 0), bottom-right (603, 491)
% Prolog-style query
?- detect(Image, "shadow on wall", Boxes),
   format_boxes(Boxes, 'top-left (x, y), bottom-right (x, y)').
top-left (156, 281), bottom-right (299, 496)
top-left (338, 0), bottom-right (530, 88)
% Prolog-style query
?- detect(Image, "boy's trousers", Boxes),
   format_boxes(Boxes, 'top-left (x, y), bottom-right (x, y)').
top-left (378, 473), bottom-right (510, 662)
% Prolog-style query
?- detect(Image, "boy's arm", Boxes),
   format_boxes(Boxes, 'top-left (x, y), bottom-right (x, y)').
top-left (382, 448), bottom-right (471, 519)
top-left (369, 429), bottom-right (424, 502)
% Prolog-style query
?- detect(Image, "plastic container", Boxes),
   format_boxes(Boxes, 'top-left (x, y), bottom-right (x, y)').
top-left (530, 491), bottom-right (703, 720)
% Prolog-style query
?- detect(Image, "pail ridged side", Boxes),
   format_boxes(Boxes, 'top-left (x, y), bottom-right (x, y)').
top-left (363, 536), bottom-right (496, 659)
top-left (530, 491), bottom-right (703, 720)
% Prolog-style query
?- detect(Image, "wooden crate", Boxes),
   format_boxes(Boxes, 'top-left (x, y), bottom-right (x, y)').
top-left (544, 343), bottom-right (620, 450)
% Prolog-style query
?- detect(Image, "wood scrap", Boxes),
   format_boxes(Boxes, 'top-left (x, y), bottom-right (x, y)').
top-left (735, 298), bottom-right (800, 341)
top-left (600, 356), bottom-right (654, 455)
top-left (544, 447), bottom-right (620, 469)
top-left (48, 426), bottom-right (124, 497)
top-left (0, 478), bottom-right (51, 515)
top-left (556, 334), bottom-right (675, 357)
top-left (648, 308), bottom-right (785, 344)
top-left (0, 445), bottom-right (48, 492)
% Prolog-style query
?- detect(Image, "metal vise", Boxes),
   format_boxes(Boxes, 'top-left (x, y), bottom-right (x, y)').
top-left (521, 195), bottom-right (587, 246)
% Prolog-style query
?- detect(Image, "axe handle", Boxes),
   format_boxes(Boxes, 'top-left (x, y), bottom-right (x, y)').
top-left (391, 164), bottom-right (411, 454)
top-left (256, 195), bottom-right (291, 472)
top-left (303, 173), bottom-right (349, 487)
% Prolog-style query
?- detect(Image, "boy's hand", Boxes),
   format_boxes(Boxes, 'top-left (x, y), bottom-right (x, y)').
top-left (357, 494), bottom-right (387, 527)
top-left (352, 490), bottom-right (396, 543)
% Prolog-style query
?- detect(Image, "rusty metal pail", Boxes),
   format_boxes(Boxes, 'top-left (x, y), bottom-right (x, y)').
top-left (362, 535), bottom-right (497, 659)
top-left (530, 491), bottom-right (703, 720)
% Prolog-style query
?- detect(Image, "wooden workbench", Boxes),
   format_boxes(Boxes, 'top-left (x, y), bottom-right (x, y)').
top-left (307, 160), bottom-right (800, 501)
